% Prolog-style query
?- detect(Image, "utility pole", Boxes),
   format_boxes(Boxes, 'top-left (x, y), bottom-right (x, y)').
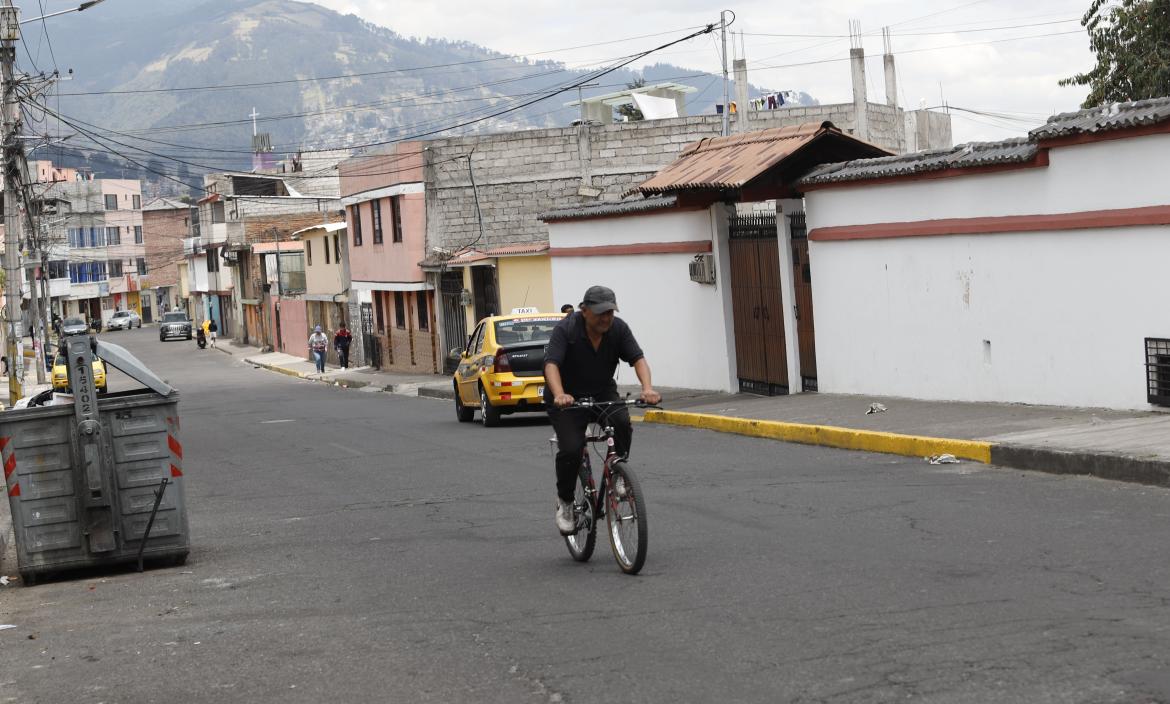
top-left (1, 0), bottom-right (23, 404)
top-left (720, 10), bottom-right (730, 137)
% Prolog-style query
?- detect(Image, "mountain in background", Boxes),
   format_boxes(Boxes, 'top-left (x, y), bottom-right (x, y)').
top-left (24, 0), bottom-right (815, 194)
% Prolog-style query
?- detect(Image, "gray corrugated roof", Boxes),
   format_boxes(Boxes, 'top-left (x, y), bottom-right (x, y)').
top-left (801, 138), bottom-right (1038, 185)
top-left (1030, 96), bottom-right (1170, 140)
top-left (142, 197), bottom-right (191, 211)
top-left (539, 195), bottom-right (679, 222)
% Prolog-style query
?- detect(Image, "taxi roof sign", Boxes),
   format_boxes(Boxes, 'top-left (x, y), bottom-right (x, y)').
top-left (510, 307), bottom-right (539, 314)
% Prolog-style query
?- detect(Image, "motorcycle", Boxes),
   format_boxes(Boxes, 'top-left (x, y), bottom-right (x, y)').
top-left (196, 328), bottom-right (207, 349)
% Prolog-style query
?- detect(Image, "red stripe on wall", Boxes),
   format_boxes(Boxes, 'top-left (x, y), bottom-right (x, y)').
top-left (549, 241), bottom-right (712, 257)
top-left (168, 435), bottom-right (183, 459)
top-left (170, 464), bottom-right (184, 478)
top-left (8, 482), bottom-right (18, 497)
top-left (3, 454), bottom-right (14, 479)
top-left (809, 204), bottom-right (1170, 242)
top-left (0, 436), bottom-right (9, 451)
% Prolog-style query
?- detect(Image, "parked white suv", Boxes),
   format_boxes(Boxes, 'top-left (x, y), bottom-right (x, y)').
top-left (107, 310), bottom-right (142, 330)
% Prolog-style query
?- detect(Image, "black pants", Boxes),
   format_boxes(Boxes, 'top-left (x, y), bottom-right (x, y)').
top-left (337, 346), bottom-right (349, 368)
top-left (547, 389), bottom-right (632, 502)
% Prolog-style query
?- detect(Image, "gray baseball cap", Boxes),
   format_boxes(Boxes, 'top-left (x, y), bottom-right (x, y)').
top-left (581, 285), bottom-right (619, 314)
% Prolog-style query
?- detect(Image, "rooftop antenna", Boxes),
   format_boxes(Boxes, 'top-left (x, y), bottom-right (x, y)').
top-left (250, 107), bottom-right (259, 137)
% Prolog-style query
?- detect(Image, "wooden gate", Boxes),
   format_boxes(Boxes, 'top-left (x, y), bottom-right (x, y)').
top-left (728, 212), bottom-right (817, 395)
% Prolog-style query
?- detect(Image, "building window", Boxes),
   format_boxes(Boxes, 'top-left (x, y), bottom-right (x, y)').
top-left (306, 240), bottom-right (313, 266)
top-left (372, 198), bottom-right (383, 244)
top-left (137, 257), bottom-right (147, 275)
top-left (132, 195), bottom-right (141, 209)
top-left (109, 260), bottom-right (124, 277)
top-left (47, 260), bottom-right (67, 279)
top-left (104, 194), bottom-right (118, 210)
top-left (134, 225), bottom-right (143, 244)
top-left (333, 234), bottom-right (340, 263)
top-left (324, 235), bottom-right (330, 265)
top-left (394, 291), bottom-right (406, 329)
top-left (417, 292), bottom-right (429, 330)
top-left (374, 291), bottom-right (384, 330)
top-left (206, 248), bottom-right (219, 273)
top-left (352, 204), bottom-right (362, 246)
top-left (391, 195), bottom-right (403, 243)
top-left (105, 226), bottom-right (121, 245)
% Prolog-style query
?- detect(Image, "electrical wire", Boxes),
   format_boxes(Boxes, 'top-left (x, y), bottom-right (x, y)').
top-left (56, 25), bottom-right (711, 97)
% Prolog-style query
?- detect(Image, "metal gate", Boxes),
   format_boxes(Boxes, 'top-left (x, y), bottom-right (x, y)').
top-left (360, 303), bottom-right (381, 369)
top-left (440, 271), bottom-right (467, 375)
top-left (728, 212), bottom-right (817, 395)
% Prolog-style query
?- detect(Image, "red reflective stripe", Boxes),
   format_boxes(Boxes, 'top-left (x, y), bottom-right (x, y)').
top-left (0, 436), bottom-right (9, 451)
top-left (170, 464), bottom-right (183, 478)
top-left (168, 435), bottom-right (183, 459)
top-left (3, 454), bottom-right (14, 479)
top-left (7, 482), bottom-right (19, 497)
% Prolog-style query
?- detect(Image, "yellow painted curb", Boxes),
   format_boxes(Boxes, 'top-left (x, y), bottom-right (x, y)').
top-left (642, 409), bottom-right (992, 463)
top-left (254, 362), bottom-right (307, 379)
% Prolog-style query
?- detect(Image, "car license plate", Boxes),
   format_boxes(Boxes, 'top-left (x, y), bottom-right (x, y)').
top-left (537, 385), bottom-right (544, 397)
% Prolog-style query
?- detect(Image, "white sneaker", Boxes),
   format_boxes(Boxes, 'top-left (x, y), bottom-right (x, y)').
top-left (555, 498), bottom-right (576, 535)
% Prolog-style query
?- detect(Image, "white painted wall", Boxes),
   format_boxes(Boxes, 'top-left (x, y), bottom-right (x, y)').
top-left (189, 254), bottom-right (210, 293)
top-left (548, 208), bottom-right (737, 392)
top-left (806, 134), bottom-right (1170, 410)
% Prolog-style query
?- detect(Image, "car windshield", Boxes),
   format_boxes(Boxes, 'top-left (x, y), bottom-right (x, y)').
top-left (112, 312), bottom-right (128, 318)
top-left (493, 316), bottom-right (561, 346)
top-left (162, 312), bottom-right (189, 323)
top-left (62, 317), bottom-right (85, 326)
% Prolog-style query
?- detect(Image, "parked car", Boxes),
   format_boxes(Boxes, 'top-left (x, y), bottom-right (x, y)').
top-left (452, 310), bottom-right (561, 427)
top-left (51, 352), bottom-right (107, 395)
top-left (59, 316), bottom-right (90, 336)
top-left (107, 310), bottom-right (142, 330)
top-left (159, 311), bottom-right (193, 341)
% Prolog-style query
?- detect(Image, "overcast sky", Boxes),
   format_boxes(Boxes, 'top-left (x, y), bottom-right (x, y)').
top-left (313, 0), bottom-right (1095, 145)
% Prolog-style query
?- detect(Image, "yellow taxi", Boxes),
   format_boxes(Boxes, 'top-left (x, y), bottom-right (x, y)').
top-left (452, 309), bottom-right (563, 427)
top-left (51, 352), bottom-right (108, 395)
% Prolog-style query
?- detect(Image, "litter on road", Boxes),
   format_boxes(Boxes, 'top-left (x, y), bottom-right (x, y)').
top-left (927, 453), bottom-right (961, 464)
top-left (866, 402), bottom-right (888, 415)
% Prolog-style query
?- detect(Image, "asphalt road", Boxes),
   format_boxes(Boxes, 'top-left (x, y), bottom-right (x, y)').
top-left (4, 327), bottom-right (1170, 703)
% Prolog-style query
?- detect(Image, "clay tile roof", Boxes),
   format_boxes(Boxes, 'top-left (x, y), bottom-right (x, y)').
top-left (631, 121), bottom-right (888, 196)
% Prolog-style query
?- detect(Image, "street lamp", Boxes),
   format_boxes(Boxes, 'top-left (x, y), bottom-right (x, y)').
top-left (19, 0), bottom-right (106, 24)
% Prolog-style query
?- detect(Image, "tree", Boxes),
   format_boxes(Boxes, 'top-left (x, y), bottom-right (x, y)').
top-left (1060, 0), bottom-right (1170, 107)
top-left (616, 77), bottom-right (646, 122)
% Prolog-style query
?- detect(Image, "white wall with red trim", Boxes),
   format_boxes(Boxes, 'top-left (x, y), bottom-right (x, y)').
top-left (547, 208), bottom-right (737, 392)
top-left (804, 132), bottom-right (1170, 410)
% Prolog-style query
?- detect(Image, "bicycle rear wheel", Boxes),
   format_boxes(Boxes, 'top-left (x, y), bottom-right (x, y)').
top-left (606, 461), bottom-right (647, 574)
top-left (564, 467), bottom-right (596, 561)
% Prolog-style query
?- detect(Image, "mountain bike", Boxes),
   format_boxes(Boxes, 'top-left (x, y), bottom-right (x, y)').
top-left (555, 398), bottom-right (656, 575)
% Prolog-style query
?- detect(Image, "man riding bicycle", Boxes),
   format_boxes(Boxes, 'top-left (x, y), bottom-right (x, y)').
top-left (544, 285), bottom-right (661, 535)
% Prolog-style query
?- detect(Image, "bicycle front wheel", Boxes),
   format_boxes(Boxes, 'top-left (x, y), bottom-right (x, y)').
top-left (606, 461), bottom-right (647, 574)
top-left (564, 467), bottom-right (596, 562)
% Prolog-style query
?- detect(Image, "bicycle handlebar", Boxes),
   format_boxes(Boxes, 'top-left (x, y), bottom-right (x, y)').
top-left (567, 398), bottom-right (661, 410)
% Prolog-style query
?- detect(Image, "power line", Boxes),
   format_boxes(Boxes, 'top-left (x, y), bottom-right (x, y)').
top-left (740, 18), bottom-right (1078, 38)
top-left (56, 25), bottom-right (710, 97)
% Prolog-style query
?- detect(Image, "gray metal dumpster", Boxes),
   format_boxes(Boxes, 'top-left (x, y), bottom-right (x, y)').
top-left (1, 337), bottom-right (189, 583)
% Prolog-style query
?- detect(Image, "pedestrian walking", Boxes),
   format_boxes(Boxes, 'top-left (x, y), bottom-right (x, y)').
top-left (309, 325), bottom-right (329, 374)
top-left (208, 318), bottom-right (218, 348)
top-left (333, 322), bottom-right (353, 369)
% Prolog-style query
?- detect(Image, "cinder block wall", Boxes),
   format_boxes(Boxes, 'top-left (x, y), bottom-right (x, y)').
top-left (424, 102), bottom-right (928, 254)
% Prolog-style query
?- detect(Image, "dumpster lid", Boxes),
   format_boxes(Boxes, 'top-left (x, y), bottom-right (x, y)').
top-left (95, 340), bottom-right (174, 396)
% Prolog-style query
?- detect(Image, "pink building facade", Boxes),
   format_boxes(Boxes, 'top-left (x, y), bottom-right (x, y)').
top-left (339, 143), bottom-right (438, 373)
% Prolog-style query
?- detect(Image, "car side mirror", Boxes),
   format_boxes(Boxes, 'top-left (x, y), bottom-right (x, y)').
top-left (450, 347), bottom-right (465, 359)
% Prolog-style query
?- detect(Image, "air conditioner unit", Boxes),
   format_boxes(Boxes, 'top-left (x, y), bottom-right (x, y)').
top-left (689, 253), bottom-right (716, 285)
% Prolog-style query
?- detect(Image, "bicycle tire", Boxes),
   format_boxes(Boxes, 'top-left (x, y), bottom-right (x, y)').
top-left (564, 467), bottom-right (596, 562)
top-left (606, 461), bottom-right (647, 574)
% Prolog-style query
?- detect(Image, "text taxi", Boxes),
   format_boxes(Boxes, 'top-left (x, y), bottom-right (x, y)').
top-left (452, 308), bottom-right (562, 427)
